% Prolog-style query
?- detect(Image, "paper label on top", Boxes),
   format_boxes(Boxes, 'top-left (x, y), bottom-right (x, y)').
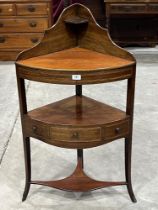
top-left (72, 75), bottom-right (81, 80)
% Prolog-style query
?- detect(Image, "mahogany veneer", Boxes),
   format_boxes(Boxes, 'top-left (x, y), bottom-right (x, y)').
top-left (0, 0), bottom-right (52, 61)
top-left (24, 95), bottom-right (130, 149)
top-left (16, 3), bottom-right (137, 203)
top-left (18, 47), bottom-right (134, 71)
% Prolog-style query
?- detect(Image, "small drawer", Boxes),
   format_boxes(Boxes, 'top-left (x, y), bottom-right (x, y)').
top-left (104, 120), bottom-right (129, 140)
top-left (149, 4), bottom-right (158, 13)
top-left (31, 124), bottom-right (49, 138)
top-left (16, 3), bottom-right (48, 16)
top-left (50, 127), bottom-right (102, 142)
top-left (110, 4), bottom-right (146, 14)
top-left (0, 18), bottom-right (48, 33)
top-left (0, 33), bottom-right (43, 49)
top-left (0, 4), bottom-right (15, 16)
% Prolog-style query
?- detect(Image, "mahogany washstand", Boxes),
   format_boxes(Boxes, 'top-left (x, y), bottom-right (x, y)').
top-left (15, 3), bottom-right (137, 202)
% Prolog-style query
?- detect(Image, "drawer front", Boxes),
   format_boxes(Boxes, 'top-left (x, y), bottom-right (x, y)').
top-left (104, 120), bottom-right (129, 140)
top-left (0, 4), bottom-right (15, 16)
top-left (0, 18), bottom-right (48, 33)
top-left (0, 50), bottom-right (22, 61)
top-left (0, 33), bottom-right (43, 49)
top-left (30, 123), bottom-right (50, 138)
top-left (16, 3), bottom-right (48, 16)
top-left (110, 4), bottom-right (146, 14)
top-left (50, 127), bottom-right (102, 142)
top-left (149, 4), bottom-right (158, 13)
top-left (24, 119), bottom-right (129, 148)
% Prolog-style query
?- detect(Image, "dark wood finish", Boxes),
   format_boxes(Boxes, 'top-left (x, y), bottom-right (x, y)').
top-left (0, 0), bottom-right (52, 61)
top-left (84, 0), bottom-right (106, 27)
top-left (31, 160), bottom-right (127, 192)
top-left (125, 67), bottom-right (136, 202)
top-left (22, 137), bottom-right (31, 202)
top-left (22, 96), bottom-right (130, 149)
top-left (109, 4), bottom-right (146, 14)
top-left (16, 4), bottom-right (136, 202)
top-left (76, 85), bottom-right (84, 169)
top-left (64, 17), bottom-right (88, 25)
top-left (106, 0), bottom-right (158, 46)
top-left (16, 64), bottom-right (134, 85)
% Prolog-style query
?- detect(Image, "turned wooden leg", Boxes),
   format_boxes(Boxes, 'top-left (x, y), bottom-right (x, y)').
top-left (125, 137), bottom-right (137, 203)
top-left (77, 149), bottom-right (84, 169)
top-left (22, 137), bottom-right (31, 202)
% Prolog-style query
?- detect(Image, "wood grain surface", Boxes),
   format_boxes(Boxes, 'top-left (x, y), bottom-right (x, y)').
top-left (16, 4), bottom-right (136, 202)
top-left (17, 47), bottom-right (134, 71)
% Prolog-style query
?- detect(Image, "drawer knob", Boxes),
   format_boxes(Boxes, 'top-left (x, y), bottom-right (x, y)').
top-left (29, 21), bottom-right (37, 27)
top-left (0, 37), bottom-right (5, 43)
top-left (124, 6), bottom-right (132, 12)
top-left (0, 23), bottom-right (4, 27)
top-left (27, 5), bottom-right (36, 12)
top-left (32, 126), bottom-right (37, 133)
top-left (115, 127), bottom-right (120, 134)
top-left (31, 38), bottom-right (39, 43)
top-left (72, 132), bottom-right (79, 139)
top-left (8, 8), bottom-right (13, 12)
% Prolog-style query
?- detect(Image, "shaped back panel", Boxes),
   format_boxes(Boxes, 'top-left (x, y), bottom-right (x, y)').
top-left (17, 4), bottom-right (134, 62)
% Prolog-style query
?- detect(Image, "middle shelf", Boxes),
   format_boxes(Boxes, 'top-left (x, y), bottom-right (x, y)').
top-left (23, 95), bottom-right (130, 149)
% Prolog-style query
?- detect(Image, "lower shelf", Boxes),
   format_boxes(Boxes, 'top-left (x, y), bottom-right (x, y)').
top-left (23, 95), bottom-right (130, 148)
top-left (31, 160), bottom-right (127, 192)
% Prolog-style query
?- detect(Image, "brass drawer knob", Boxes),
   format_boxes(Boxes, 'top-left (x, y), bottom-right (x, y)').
top-left (32, 125), bottom-right (37, 133)
top-left (29, 21), bottom-right (37, 27)
top-left (31, 38), bottom-right (39, 43)
top-left (72, 132), bottom-right (79, 139)
top-left (115, 127), bottom-right (120, 134)
top-left (27, 5), bottom-right (36, 12)
top-left (0, 36), bottom-right (5, 43)
top-left (8, 8), bottom-right (13, 12)
top-left (0, 23), bottom-right (4, 27)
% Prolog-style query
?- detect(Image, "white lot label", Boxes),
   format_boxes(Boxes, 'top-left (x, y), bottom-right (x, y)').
top-left (72, 75), bottom-right (81, 80)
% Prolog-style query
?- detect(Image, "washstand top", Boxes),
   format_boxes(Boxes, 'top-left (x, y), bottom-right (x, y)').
top-left (16, 3), bottom-right (136, 85)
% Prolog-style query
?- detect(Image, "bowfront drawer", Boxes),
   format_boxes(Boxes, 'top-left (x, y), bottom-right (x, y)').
top-left (110, 4), bottom-right (146, 14)
top-left (50, 127), bottom-right (102, 142)
top-left (16, 3), bottom-right (48, 16)
top-left (24, 118), bottom-right (129, 148)
top-left (0, 33), bottom-right (43, 49)
top-left (104, 120), bottom-right (129, 140)
top-left (149, 4), bottom-right (158, 13)
top-left (31, 124), bottom-right (50, 138)
top-left (0, 18), bottom-right (48, 33)
top-left (0, 4), bottom-right (15, 16)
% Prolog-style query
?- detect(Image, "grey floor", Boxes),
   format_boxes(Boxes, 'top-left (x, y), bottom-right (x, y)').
top-left (0, 48), bottom-right (158, 210)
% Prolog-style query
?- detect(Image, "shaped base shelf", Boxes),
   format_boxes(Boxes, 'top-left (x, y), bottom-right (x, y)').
top-left (31, 160), bottom-right (126, 192)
